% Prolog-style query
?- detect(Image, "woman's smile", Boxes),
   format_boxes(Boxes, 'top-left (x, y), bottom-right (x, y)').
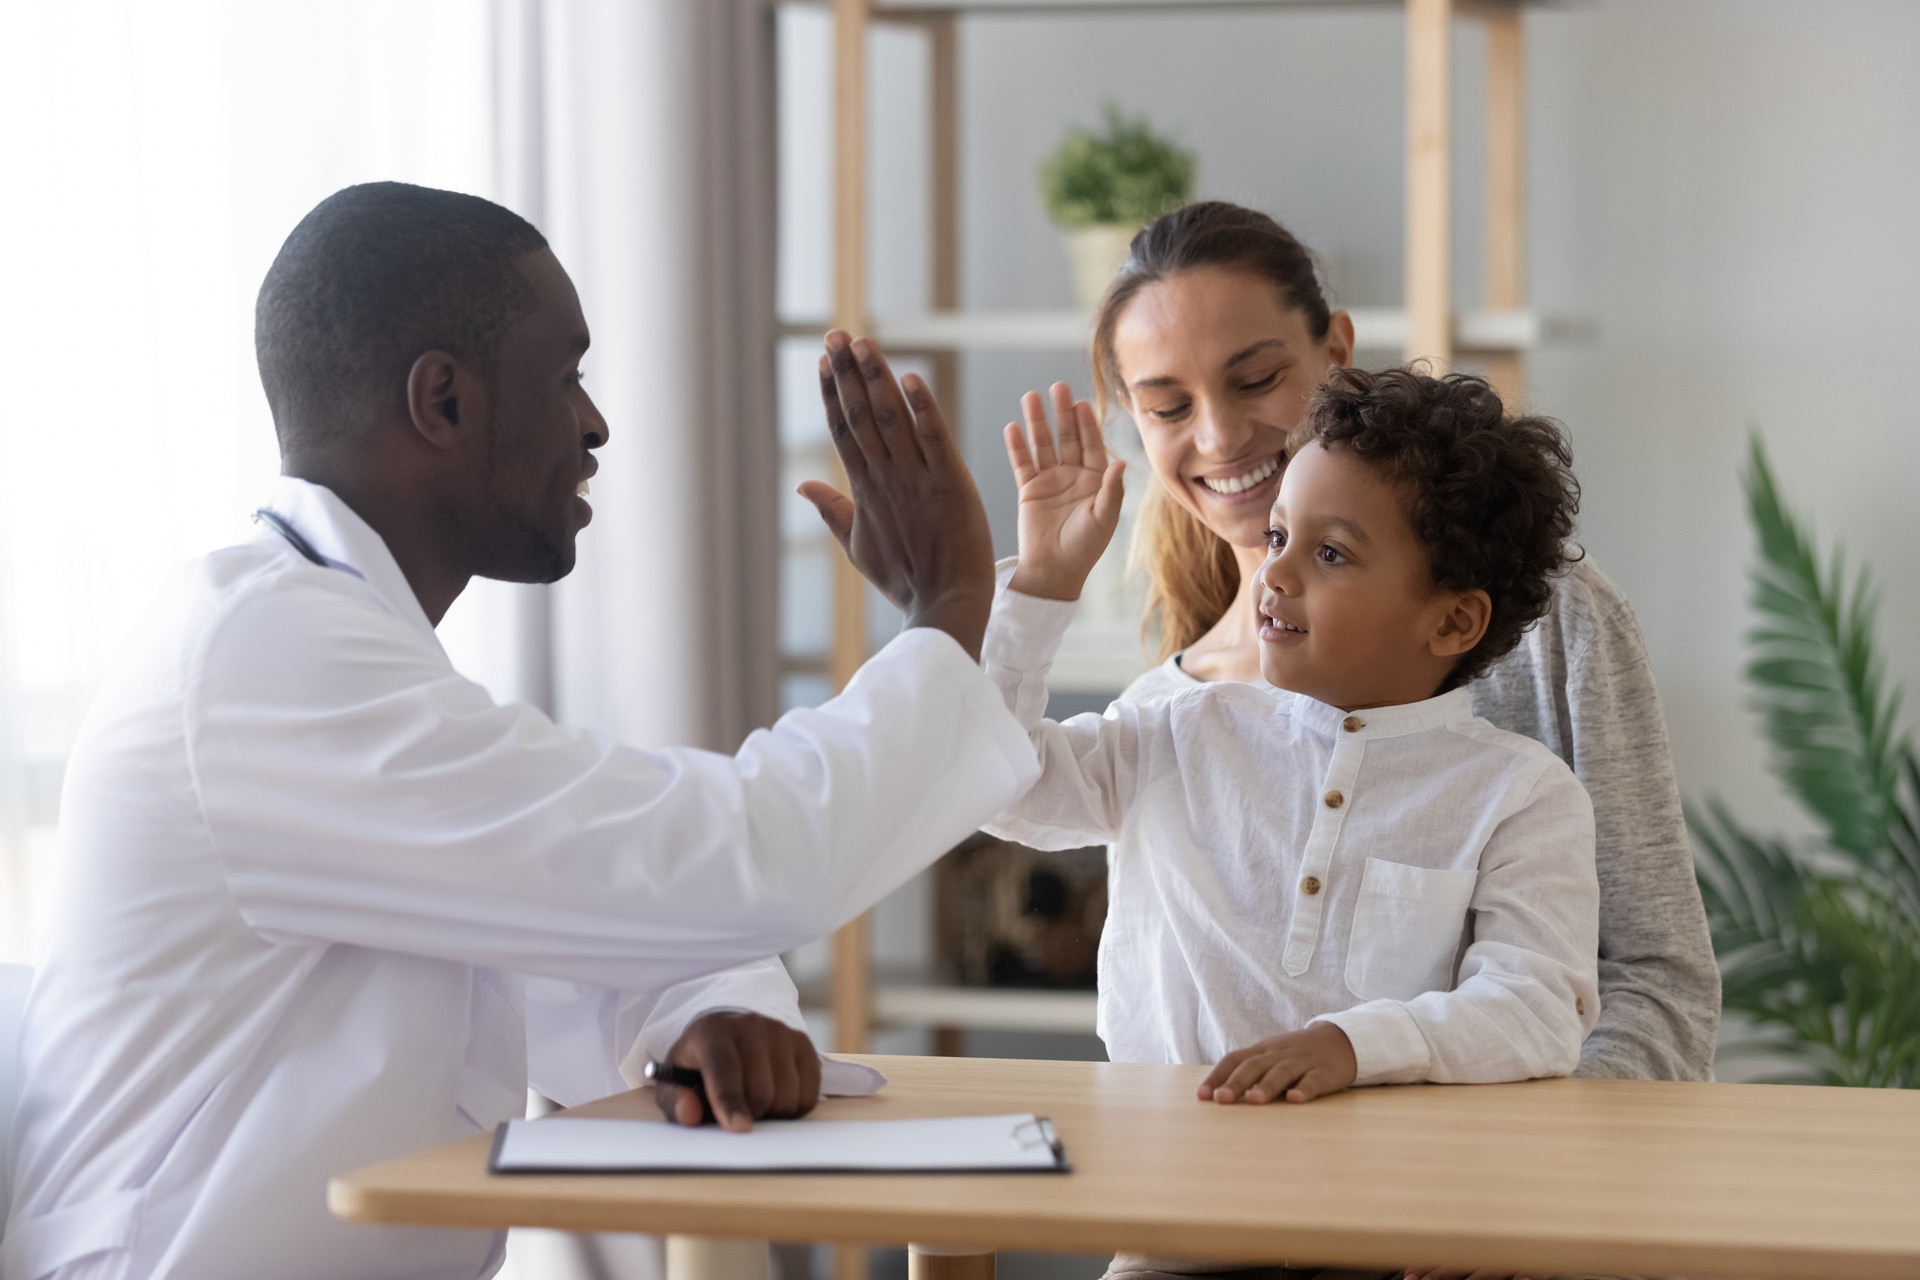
top-left (1193, 452), bottom-right (1284, 507)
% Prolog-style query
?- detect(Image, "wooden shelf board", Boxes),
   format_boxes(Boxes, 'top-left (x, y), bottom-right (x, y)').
top-left (850, 0), bottom-right (1539, 16)
top-left (780, 307), bottom-right (1539, 353)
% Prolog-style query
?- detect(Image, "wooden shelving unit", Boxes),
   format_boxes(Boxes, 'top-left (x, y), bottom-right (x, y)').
top-left (785, 13), bottom-right (1538, 1225)
top-left (777, 306), bottom-right (1539, 353)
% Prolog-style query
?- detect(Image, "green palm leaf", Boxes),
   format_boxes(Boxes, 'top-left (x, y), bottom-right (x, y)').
top-left (1693, 434), bottom-right (1920, 1089)
top-left (1742, 437), bottom-right (1903, 863)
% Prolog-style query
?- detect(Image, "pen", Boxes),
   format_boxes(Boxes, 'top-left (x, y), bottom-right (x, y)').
top-left (641, 1059), bottom-right (709, 1106)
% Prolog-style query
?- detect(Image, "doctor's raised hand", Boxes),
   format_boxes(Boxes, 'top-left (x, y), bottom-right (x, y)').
top-left (798, 331), bottom-right (999, 660)
top-left (1003, 381), bottom-right (1128, 602)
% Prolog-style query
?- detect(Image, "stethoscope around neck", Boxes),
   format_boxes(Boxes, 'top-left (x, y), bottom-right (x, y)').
top-left (252, 508), bottom-right (328, 567)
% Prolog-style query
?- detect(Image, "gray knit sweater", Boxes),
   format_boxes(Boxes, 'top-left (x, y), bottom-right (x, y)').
top-left (1116, 556), bottom-right (1721, 1082)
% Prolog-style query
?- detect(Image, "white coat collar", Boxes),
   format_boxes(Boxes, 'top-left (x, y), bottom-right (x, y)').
top-left (258, 477), bottom-right (439, 643)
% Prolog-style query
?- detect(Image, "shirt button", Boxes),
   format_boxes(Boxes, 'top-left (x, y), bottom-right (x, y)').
top-left (1301, 876), bottom-right (1322, 895)
top-left (1324, 790), bottom-right (1345, 809)
top-left (1342, 716), bottom-right (1365, 733)
top-left (1576, 997), bottom-right (1587, 1016)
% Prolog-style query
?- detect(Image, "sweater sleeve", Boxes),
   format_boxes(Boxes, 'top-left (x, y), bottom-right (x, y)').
top-left (1471, 562), bottom-right (1722, 1081)
top-left (1562, 588), bottom-right (1722, 1081)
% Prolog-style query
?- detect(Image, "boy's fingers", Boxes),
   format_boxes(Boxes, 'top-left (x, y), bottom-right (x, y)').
top-left (1199, 1049), bottom-right (1251, 1096)
top-left (1004, 421), bottom-right (1037, 487)
top-left (1022, 390), bottom-right (1058, 470)
top-left (1247, 1058), bottom-right (1310, 1105)
top-left (1052, 382), bottom-right (1082, 468)
top-left (1285, 1064), bottom-right (1346, 1105)
top-left (1219, 1054), bottom-right (1284, 1101)
top-left (796, 482), bottom-right (855, 551)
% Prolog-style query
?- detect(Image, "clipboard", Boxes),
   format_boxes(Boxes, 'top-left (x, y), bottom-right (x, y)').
top-left (488, 1112), bottom-right (1070, 1176)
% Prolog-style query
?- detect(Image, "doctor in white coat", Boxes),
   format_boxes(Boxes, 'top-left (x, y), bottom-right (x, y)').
top-left (1, 182), bottom-right (1037, 1280)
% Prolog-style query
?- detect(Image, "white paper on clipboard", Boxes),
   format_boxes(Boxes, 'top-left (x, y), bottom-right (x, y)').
top-left (489, 1112), bottom-right (1068, 1175)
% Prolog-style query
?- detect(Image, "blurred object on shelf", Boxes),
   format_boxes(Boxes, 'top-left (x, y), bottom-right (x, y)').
top-left (1040, 103), bottom-right (1194, 309)
top-left (938, 833), bottom-right (1106, 990)
top-left (1063, 223), bottom-right (1139, 312)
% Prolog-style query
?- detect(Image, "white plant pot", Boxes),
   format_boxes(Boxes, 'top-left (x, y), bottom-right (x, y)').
top-left (1064, 223), bottom-right (1139, 312)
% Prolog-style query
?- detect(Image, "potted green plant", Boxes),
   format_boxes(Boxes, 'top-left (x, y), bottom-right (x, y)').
top-left (1690, 436), bottom-right (1920, 1088)
top-left (1039, 104), bottom-right (1195, 311)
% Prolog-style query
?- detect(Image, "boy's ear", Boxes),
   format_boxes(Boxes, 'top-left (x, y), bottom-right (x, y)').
top-left (1429, 588), bottom-right (1492, 659)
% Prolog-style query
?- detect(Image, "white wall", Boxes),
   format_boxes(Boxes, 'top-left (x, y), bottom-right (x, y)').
top-left (779, 0), bottom-right (1920, 1008)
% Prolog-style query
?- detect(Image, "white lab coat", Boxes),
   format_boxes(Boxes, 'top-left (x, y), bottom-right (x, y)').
top-left (2, 478), bottom-right (1037, 1280)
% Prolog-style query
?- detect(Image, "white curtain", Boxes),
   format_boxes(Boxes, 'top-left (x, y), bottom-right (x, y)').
top-left (532, 0), bottom-right (783, 753)
top-left (1, 2), bottom-right (783, 1275)
top-left (0, 0), bottom-right (783, 963)
top-left (487, 5), bottom-right (784, 1276)
top-left (0, 0), bottom-right (498, 965)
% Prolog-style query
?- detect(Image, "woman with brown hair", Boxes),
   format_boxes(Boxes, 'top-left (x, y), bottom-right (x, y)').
top-left (1018, 201), bottom-right (1719, 1280)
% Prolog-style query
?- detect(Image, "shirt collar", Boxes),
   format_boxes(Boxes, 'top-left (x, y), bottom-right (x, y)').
top-left (258, 477), bottom-right (439, 643)
top-left (1272, 683), bottom-right (1475, 740)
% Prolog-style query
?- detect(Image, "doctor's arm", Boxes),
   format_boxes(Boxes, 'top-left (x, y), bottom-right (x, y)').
top-left (190, 335), bottom-right (1038, 996)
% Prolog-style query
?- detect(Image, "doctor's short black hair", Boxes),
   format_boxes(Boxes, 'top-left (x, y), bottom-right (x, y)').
top-left (255, 181), bottom-right (549, 455)
top-left (1288, 366), bottom-right (1582, 689)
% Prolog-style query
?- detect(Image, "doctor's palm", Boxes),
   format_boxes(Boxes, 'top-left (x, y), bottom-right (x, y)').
top-left (798, 332), bottom-right (998, 660)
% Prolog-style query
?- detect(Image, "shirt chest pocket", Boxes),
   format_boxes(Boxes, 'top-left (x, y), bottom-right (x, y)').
top-left (1344, 857), bottom-right (1478, 1003)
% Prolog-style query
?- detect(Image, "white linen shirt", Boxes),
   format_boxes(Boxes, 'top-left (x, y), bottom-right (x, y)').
top-left (3, 479), bottom-right (1038, 1280)
top-left (981, 576), bottom-right (1600, 1085)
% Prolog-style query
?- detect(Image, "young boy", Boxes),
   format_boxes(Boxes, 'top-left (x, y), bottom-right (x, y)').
top-left (984, 366), bottom-right (1600, 1119)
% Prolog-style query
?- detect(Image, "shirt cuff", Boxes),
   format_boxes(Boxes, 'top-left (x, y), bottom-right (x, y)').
top-left (984, 556), bottom-right (1080, 675)
top-left (1315, 1001), bottom-right (1432, 1086)
top-left (874, 622), bottom-right (1042, 797)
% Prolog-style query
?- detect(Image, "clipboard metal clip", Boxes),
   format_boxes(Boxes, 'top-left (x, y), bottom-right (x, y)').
top-left (1010, 1116), bottom-right (1062, 1158)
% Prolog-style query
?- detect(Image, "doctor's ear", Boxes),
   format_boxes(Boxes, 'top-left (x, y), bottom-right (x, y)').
top-left (1428, 587), bottom-right (1492, 660)
top-left (406, 350), bottom-right (482, 451)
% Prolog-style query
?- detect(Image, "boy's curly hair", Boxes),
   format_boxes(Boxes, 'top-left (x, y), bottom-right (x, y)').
top-left (1289, 366), bottom-right (1582, 689)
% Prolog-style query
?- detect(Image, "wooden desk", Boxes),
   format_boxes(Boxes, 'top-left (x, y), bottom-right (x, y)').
top-left (330, 1055), bottom-right (1920, 1280)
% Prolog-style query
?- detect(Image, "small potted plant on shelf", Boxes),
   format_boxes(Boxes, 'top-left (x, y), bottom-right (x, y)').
top-left (1040, 103), bottom-right (1195, 311)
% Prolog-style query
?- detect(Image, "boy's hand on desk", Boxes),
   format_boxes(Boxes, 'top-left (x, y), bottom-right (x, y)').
top-left (1200, 1023), bottom-right (1358, 1105)
top-left (653, 1011), bottom-right (823, 1133)
top-left (1003, 381), bottom-right (1126, 602)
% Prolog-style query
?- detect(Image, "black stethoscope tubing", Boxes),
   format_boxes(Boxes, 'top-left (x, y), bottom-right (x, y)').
top-left (252, 508), bottom-right (328, 568)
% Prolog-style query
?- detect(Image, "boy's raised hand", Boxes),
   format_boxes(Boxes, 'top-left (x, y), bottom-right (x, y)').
top-left (1199, 1023), bottom-right (1358, 1106)
top-left (1003, 382), bottom-right (1126, 602)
